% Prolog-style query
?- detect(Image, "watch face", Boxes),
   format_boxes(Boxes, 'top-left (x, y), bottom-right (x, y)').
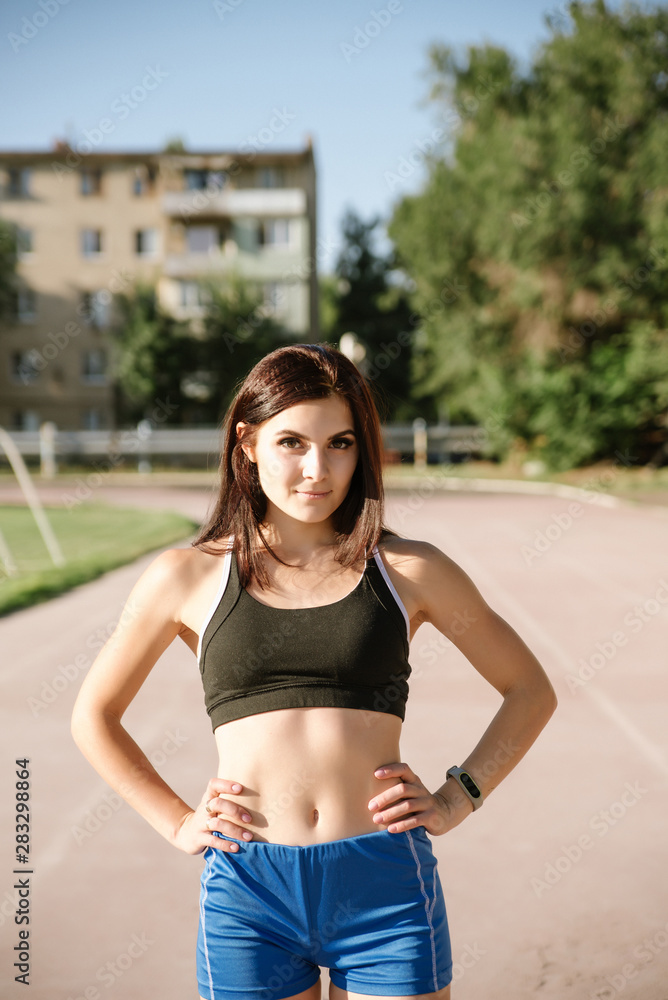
top-left (461, 772), bottom-right (481, 799)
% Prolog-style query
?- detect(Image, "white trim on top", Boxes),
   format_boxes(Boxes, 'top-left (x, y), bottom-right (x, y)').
top-left (197, 547), bottom-right (233, 664)
top-left (371, 544), bottom-right (411, 643)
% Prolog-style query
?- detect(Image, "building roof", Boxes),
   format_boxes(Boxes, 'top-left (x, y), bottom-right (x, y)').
top-left (0, 135), bottom-right (314, 167)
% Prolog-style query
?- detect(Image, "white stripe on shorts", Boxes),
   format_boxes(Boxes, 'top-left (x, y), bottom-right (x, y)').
top-left (406, 829), bottom-right (439, 992)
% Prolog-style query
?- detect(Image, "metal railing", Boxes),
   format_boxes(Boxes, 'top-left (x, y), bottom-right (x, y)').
top-left (2, 421), bottom-right (487, 474)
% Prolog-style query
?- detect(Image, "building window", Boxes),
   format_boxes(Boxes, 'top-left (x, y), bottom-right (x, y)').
top-left (133, 165), bottom-right (156, 196)
top-left (80, 290), bottom-right (111, 328)
top-left (11, 409), bottom-right (40, 431)
top-left (258, 167), bottom-right (284, 188)
top-left (7, 168), bottom-right (31, 197)
top-left (135, 228), bottom-right (159, 256)
top-left (10, 351), bottom-right (40, 385)
top-left (81, 349), bottom-right (108, 384)
top-left (16, 287), bottom-right (37, 322)
top-left (81, 229), bottom-right (103, 256)
top-left (80, 168), bottom-right (103, 195)
top-left (185, 225), bottom-right (221, 254)
top-left (261, 219), bottom-right (292, 246)
top-left (262, 281), bottom-right (285, 313)
top-left (178, 280), bottom-right (212, 309)
top-left (81, 407), bottom-right (104, 430)
top-left (183, 169), bottom-right (226, 192)
top-left (17, 227), bottom-right (33, 256)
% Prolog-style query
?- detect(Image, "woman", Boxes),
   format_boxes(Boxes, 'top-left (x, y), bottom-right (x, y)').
top-left (71, 343), bottom-right (557, 1000)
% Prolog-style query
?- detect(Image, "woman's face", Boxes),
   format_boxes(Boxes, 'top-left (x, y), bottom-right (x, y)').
top-left (237, 395), bottom-right (360, 527)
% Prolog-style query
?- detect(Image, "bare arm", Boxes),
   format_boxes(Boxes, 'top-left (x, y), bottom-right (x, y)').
top-left (369, 540), bottom-right (557, 834)
top-left (70, 548), bottom-right (249, 854)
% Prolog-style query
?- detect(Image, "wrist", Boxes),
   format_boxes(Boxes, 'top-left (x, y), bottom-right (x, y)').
top-left (433, 781), bottom-right (475, 827)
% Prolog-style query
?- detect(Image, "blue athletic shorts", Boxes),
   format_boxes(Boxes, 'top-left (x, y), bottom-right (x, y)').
top-left (197, 825), bottom-right (452, 999)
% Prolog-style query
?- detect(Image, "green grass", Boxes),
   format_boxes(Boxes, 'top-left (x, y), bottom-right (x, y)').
top-left (0, 503), bottom-right (199, 617)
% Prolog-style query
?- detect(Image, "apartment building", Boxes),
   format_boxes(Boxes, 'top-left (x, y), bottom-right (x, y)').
top-left (0, 138), bottom-right (318, 430)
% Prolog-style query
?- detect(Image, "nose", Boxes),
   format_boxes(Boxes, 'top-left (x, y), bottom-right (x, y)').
top-left (302, 445), bottom-right (328, 482)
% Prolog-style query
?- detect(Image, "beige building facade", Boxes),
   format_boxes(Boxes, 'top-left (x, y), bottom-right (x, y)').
top-left (0, 139), bottom-right (318, 430)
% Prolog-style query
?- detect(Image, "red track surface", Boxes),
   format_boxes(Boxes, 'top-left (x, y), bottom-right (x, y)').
top-left (1, 484), bottom-right (667, 999)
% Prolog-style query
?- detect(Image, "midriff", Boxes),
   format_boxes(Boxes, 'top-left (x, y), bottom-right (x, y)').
top-left (213, 705), bottom-right (403, 845)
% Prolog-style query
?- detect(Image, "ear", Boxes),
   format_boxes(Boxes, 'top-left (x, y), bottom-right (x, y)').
top-left (236, 421), bottom-right (256, 463)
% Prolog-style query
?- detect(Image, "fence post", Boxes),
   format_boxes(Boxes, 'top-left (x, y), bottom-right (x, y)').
top-left (40, 421), bottom-right (57, 479)
top-left (413, 417), bottom-right (427, 468)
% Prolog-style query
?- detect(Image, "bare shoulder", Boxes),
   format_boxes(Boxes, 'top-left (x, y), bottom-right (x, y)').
top-left (377, 534), bottom-right (463, 584)
top-left (128, 542), bottom-right (227, 620)
top-left (377, 533), bottom-right (489, 625)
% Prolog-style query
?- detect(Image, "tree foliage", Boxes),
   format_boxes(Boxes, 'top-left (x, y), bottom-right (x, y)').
top-left (0, 220), bottom-right (18, 322)
top-left (330, 208), bottom-right (426, 422)
top-left (111, 276), bottom-right (289, 425)
top-left (388, 0), bottom-right (668, 468)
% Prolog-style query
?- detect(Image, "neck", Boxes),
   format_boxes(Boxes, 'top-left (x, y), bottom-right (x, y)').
top-left (257, 505), bottom-right (337, 562)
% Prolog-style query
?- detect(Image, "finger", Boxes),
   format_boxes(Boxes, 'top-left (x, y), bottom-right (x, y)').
top-left (206, 815), bottom-right (254, 841)
top-left (205, 796), bottom-right (252, 825)
top-left (201, 833), bottom-right (243, 853)
top-left (207, 777), bottom-right (244, 798)
top-left (369, 780), bottom-right (417, 811)
top-left (374, 763), bottom-right (418, 787)
top-left (372, 796), bottom-right (420, 824)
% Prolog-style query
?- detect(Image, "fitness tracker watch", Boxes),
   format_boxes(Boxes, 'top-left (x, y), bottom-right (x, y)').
top-left (446, 766), bottom-right (483, 810)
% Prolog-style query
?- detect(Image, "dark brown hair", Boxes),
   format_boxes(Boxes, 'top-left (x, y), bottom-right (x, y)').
top-left (191, 342), bottom-right (398, 588)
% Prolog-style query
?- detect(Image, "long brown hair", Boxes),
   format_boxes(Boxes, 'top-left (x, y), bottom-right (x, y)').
top-left (191, 342), bottom-right (398, 589)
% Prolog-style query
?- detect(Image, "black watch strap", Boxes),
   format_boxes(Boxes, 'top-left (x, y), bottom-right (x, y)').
top-left (446, 766), bottom-right (483, 810)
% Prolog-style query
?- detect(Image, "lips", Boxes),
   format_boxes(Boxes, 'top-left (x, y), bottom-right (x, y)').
top-left (297, 490), bottom-right (331, 498)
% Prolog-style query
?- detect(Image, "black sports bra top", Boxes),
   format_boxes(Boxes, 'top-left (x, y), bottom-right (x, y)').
top-left (197, 539), bottom-right (412, 730)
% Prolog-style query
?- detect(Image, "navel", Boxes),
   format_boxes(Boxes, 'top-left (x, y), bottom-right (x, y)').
top-left (312, 808), bottom-right (319, 824)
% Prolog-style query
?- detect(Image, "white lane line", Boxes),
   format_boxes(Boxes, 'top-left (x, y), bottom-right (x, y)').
top-left (432, 527), bottom-right (668, 780)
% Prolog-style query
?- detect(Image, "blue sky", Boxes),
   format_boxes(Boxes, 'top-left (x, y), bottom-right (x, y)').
top-left (0, 0), bottom-right (623, 273)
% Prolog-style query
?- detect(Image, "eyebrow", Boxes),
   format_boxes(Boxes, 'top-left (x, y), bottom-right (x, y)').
top-left (274, 428), bottom-right (356, 440)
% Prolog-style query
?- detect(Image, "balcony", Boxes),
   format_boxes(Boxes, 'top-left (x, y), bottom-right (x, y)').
top-left (162, 187), bottom-right (306, 218)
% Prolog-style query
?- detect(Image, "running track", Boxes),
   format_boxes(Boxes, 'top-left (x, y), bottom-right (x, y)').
top-left (1, 482), bottom-right (667, 1000)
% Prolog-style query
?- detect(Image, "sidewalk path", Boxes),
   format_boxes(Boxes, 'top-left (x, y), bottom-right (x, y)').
top-left (1, 485), bottom-right (667, 999)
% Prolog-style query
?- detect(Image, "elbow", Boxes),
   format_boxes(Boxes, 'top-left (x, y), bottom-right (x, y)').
top-left (538, 674), bottom-right (558, 723)
top-left (70, 701), bottom-right (88, 750)
top-left (70, 696), bottom-right (101, 752)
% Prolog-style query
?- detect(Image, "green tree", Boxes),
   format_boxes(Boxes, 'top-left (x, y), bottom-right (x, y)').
top-left (110, 282), bottom-right (197, 425)
top-left (331, 207), bottom-right (425, 422)
top-left (0, 220), bottom-right (18, 321)
top-left (196, 273), bottom-right (290, 422)
top-left (388, 0), bottom-right (668, 469)
top-left (111, 276), bottom-right (289, 425)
